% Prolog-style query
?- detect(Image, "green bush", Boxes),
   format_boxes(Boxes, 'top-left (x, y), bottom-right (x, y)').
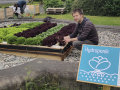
top-left (65, 0), bottom-right (73, 13)
top-left (72, 0), bottom-right (120, 16)
top-left (103, 0), bottom-right (120, 16)
top-left (43, 0), bottom-right (64, 11)
top-left (72, 0), bottom-right (83, 11)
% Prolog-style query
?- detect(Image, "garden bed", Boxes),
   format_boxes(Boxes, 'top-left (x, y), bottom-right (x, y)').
top-left (0, 21), bottom-right (76, 60)
top-left (0, 42), bottom-right (73, 61)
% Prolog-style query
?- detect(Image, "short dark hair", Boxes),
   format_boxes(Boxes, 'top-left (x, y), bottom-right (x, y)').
top-left (72, 9), bottom-right (84, 15)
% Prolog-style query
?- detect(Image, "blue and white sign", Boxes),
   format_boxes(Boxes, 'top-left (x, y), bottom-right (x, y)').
top-left (77, 45), bottom-right (120, 86)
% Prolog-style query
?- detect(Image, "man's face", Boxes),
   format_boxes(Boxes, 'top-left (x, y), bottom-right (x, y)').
top-left (72, 12), bottom-right (83, 23)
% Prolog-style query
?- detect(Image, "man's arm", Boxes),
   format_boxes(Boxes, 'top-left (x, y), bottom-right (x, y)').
top-left (64, 37), bottom-right (78, 44)
top-left (77, 22), bottom-right (92, 41)
top-left (69, 37), bottom-right (78, 42)
top-left (69, 24), bottom-right (78, 38)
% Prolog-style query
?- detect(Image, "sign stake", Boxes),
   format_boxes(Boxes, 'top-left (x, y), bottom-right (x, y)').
top-left (103, 86), bottom-right (110, 90)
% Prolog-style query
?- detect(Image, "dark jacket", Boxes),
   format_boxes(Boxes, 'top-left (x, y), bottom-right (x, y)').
top-left (17, 0), bottom-right (26, 7)
top-left (17, 0), bottom-right (26, 14)
top-left (69, 17), bottom-right (99, 45)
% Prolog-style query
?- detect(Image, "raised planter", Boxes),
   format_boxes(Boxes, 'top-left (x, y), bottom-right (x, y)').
top-left (0, 21), bottom-right (75, 61)
top-left (0, 43), bottom-right (72, 61)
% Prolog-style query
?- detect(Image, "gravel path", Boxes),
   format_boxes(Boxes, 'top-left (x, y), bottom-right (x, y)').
top-left (0, 21), bottom-right (120, 69)
top-left (98, 30), bottom-right (120, 47)
top-left (0, 53), bottom-right (36, 70)
top-left (0, 21), bottom-right (38, 27)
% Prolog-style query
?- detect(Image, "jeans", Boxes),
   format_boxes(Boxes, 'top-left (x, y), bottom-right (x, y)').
top-left (72, 40), bottom-right (94, 50)
top-left (20, 4), bottom-right (26, 14)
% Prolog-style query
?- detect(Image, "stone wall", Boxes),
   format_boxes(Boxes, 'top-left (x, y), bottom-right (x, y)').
top-left (0, 59), bottom-right (119, 90)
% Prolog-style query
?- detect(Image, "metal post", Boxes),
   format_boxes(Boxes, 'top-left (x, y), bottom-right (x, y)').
top-left (39, 3), bottom-right (40, 14)
top-left (34, 5), bottom-right (36, 15)
top-left (103, 86), bottom-right (110, 90)
top-left (39, 4), bottom-right (45, 14)
top-left (4, 8), bottom-right (7, 19)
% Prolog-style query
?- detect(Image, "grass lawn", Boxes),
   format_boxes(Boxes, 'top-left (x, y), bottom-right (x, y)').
top-left (0, 2), bottom-right (119, 26)
top-left (35, 13), bottom-right (120, 26)
top-left (27, 1), bottom-right (40, 5)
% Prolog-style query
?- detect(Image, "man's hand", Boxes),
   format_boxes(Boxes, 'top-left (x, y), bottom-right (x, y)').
top-left (64, 36), bottom-right (78, 44)
top-left (63, 36), bottom-right (71, 44)
top-left (64, 38), bottom-right (72, 44)
top-left (64, 36), bottom-right (70, 40)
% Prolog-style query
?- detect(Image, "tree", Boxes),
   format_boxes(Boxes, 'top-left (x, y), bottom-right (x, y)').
top-left (43, 0), bottom-right (64, 10)
top-left (72, 0), bottom-right (120, 16)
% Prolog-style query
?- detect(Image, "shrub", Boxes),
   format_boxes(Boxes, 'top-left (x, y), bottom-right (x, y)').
top-left (72, 0), bottom-right (83, 11)
top-left (72, 0), bottom-right (120, 16)
top-left (65, 0), bottom-right (73, 13)
top-left (102, 0), bottom-right (120, 16)
top-left (43, 0), bottom-right (64, 11)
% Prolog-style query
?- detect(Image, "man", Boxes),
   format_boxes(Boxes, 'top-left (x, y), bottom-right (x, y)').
top-left (14, 0), bottom-right (26, 15)
top-left (9, 5), bottom-right (21, 18)
top-left (64, 9), bottom-right (98, 50)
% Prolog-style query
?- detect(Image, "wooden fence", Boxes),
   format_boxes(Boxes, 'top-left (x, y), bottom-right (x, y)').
top-left (0, 5), bottom-right (42, 20)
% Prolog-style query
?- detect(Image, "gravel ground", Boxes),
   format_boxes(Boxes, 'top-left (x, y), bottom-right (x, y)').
top-left (0, 53), bottom-right (36, 70)
top-left (0, 21), bottom-right (120, 69)
top-left (0, 21), bottom-right (39, 27)
top-left (98, 30), bottom-right (120, 47)
top-left (64, 30), bottom-right (120, 62)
